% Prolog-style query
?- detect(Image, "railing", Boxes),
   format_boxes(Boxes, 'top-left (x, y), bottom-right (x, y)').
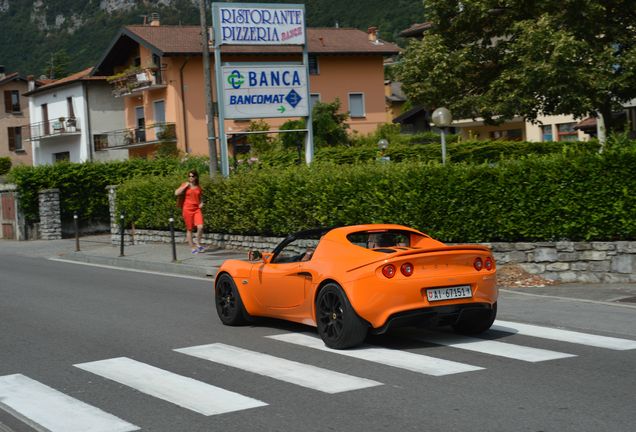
top-left (25, 117), bottom-right (80, 141)
top-left (94, 122), bottom-right (176, 150)
top-left (109, 66), bottom-right (166, 97)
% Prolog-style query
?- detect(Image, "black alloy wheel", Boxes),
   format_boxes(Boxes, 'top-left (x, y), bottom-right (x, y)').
top-left (316, 283), bottom-right (368, 349)
top-left (215, 273), bottom-right (249, 326)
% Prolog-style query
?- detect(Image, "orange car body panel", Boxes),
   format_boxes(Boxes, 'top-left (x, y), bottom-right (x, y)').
top-left (217, 224), bottom-right (497, 329)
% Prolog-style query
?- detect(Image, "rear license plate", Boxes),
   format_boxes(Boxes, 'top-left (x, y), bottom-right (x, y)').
top-left (426, 286), bottom-right (472, 302)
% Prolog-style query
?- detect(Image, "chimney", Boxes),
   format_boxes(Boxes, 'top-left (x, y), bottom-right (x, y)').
top-left (0, 65), bottom-right (5, 80)
top-left (150, 13), bottom-right (160, 26)
top-left (27, 75), bottom-right (35, 91)
top-left (367, 26), bottom-right (378, 42)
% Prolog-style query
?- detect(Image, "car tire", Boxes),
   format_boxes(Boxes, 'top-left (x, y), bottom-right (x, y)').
top-left (452, 302), bottom-right (497, 335)
top-left (316, 283), bottom-right (368, 349)
top-left (215, 273), bottom-right (249, 326)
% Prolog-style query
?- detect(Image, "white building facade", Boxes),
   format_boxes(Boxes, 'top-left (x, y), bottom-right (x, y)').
top-left (25, 69), bottom-right (126, 165)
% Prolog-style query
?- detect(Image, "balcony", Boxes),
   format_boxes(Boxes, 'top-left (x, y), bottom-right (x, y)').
top-left (108, 66), bottom-right (167, 98)
top-left (25, 117), bottom-right (80, 141)
top-left (94, 122), bottom-right (176, 151)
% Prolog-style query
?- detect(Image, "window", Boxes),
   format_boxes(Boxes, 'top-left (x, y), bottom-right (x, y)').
top-left (557, 123), bottom-right (578, 141)
top-left (310, 94), bottom-right (320, 110)
top-left (308, 55), bottom-right (319, 75)
top-left (489, 129), bottom-right (523, 141)
top-left (153, 100), bottom-right (165, 124)
top-left (541, 125), bottom-right (553, 142)
top-left (94, 134), bottom-right (108, 151)
top-left (4, 90), bottom-right (20, 113)
top-left (271, 237), bottom-right (320, 263)
top-left (348, 93), bottom-right (365, 118)
top-left (53, 151), bottom-right (70, 163)
top-left (7, 127), bottom-right (23, 151)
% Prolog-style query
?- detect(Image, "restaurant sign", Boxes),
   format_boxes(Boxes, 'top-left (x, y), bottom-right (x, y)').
top-left (212, 3), bottom-right (305, 45)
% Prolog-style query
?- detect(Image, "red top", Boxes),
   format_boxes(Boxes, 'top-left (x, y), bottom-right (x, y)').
top-left (182, 183), bottom-right (202, 211)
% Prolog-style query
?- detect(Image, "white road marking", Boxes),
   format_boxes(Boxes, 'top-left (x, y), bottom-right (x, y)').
top-left (267, 333), bottom-right (483, 376)
top-left (0, 374), bottom-right (139, 432)
top-left (48, 258), bottom-right (210, 281)
top-left (413, 333), bottom-right (576, 362)
top-left (74, 357), bottom-right (267, 416)
top-left (493, 320), bottom-right (636, 350)
top-left (175, 343), bottom-right (382, 394)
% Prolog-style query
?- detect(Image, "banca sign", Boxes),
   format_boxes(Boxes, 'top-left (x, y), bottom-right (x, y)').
top-left (222, 65), bottom-right (309, 119)
top-left (212, 3), bottom-right (305, 45)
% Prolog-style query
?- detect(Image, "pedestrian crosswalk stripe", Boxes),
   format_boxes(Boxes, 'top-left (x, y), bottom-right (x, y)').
top-left (74, 357), bottom-right (267, 416)
top-left (175, 343), bottom-right (382, 394)
top-left (266, 333), bottom-right (483, 376)
top-left (412, 333), bottom-right (576, 362)
top-left (493, 320), bottom-right (636, 351)
top-left (0, 374), bottom-right (139, 432)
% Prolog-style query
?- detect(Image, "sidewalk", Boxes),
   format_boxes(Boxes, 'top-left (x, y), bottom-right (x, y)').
top-left (2, 235), bottom-right (635, 305)
top-left (29, 234), bottom-right (246, 279)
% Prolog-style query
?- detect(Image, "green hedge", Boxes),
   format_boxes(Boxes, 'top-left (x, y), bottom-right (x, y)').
top-left (0, 157), bottom-right (11, 175)
top-left (7, 157), bottom-right (209, 224)
top-left (246, 139), bottom-right (599, 168)
top-left (117, 150), bottom-right (636, 242)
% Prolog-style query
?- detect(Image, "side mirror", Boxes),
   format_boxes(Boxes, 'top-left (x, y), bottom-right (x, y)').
top-left (262, 252), bottom-right (273, 263)
top-left (248, 250), bottom-right (262, 261)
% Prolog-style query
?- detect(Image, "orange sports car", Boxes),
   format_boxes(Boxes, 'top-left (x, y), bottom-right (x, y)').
top-left (214, 224), bottom-right (497, 349)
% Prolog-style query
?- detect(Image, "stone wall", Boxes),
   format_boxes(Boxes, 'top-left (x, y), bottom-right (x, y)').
top-left (487, 241), bottom-right (635, 283)
top-left (38, 188), bottom-right (61, 240)
top-left (112, 227), bottom-right (636, 284)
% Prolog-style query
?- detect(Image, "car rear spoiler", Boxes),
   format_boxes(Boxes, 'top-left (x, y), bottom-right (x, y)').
top-left (346, 245), bottom-right (492, 273)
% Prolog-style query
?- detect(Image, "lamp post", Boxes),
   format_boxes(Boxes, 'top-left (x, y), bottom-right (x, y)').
top-left (431, 107), bottom-right (453, 165)
top-left (377, 138), bottom-right (389, 163)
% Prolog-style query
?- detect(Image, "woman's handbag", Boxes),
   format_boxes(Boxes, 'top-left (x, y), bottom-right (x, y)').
top-left (176, 189), bottom-right (185, 209)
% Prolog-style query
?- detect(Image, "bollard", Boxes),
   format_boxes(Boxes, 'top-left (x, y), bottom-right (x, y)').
top-left (169, 210), bottom-right (177, 262)
top-left (119, 212), bottom-right (125, 257)
top-left (74, 213), bottom-right (80, 252)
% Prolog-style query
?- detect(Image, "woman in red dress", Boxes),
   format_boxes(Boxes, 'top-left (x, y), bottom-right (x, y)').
top-left (175, 170), bottom-right (205, 253)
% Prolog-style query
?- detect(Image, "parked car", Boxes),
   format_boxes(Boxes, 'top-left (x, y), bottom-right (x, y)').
top-left (214, 224), bottom-right (497, 349)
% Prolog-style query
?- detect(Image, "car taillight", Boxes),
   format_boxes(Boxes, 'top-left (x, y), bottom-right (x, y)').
top-left (473, 257), bottom-right (483, 271)
top-left (400, 262), bottom-right (414, 277)
top-left (382, 264), bottom-right (396, 278)
top-left (485, 257), bottom-right (494, 270)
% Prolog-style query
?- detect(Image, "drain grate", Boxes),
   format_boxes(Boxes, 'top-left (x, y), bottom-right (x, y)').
top-left (616, 296), bottom-right (636, 303)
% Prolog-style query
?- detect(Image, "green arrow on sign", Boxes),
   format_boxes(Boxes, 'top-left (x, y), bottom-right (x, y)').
top-left (278, 106), bottom-right (286, 113)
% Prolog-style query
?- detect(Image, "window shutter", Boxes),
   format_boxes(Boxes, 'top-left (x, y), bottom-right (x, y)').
top-left (4, 91), bottom-right (11, 113)
top-left (8, 128), bottom-right (15, 151)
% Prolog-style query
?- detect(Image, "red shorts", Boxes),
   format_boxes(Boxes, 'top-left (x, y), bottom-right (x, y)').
top-left (182, 208), bottom-right (203, 230)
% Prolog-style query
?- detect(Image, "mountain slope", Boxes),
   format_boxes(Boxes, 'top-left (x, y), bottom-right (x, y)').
top-left (0, 0), bottom-right (423, 77)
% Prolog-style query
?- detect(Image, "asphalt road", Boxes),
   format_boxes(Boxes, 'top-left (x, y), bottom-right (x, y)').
top-left (1, 251), bottom-right (635, 432)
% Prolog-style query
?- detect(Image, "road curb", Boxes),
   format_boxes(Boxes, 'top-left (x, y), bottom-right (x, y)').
top-left (59, 252), bottom-right (218, 278)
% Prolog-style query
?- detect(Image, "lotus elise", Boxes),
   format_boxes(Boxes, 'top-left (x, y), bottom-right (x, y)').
top-left (214, 224), bottom-right (497, 349)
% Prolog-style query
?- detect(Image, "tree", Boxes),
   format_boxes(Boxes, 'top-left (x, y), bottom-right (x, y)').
top-left (312, 99), bottom-right (350, 147)
top-left (395, 0), bottom-right (636, 136)
top-left (43, 49), bottom-right (72, 79)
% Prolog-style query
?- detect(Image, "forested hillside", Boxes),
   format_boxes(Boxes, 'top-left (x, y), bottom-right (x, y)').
top-left (0, 0), bottom-right (423, 77)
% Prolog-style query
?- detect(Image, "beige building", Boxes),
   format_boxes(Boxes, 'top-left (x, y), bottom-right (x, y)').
top-left (0, 68), bottom-right (36, 167)
top-left (91, 19), bottom-right (400, 159)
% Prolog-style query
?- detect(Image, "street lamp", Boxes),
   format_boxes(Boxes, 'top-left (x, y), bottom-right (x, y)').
top-left (377, 138), bottom-right (389, 163)
top-left (431, 107), bottom-right (453, 165)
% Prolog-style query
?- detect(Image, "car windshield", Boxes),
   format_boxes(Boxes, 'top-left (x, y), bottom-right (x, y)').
top-left (347, 230), bottom-right (412, 249)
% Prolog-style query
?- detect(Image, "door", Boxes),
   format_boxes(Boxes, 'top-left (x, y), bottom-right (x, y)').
top-left (1, 191), bottom-right (16, 239)
top-left (135, 106), bottom-right (145, 142)
top-left (42, 103), bottom-right (49, 135)
top-left (253, 262), bottom-right (306, 309)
